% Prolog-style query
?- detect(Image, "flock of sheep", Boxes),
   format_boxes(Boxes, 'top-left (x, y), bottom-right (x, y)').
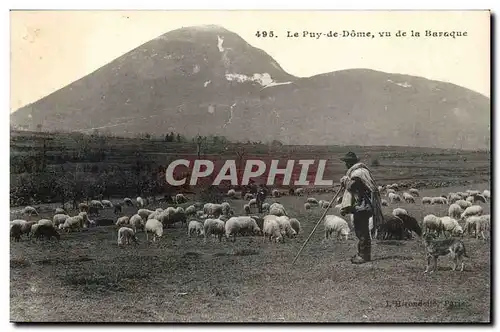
top-left (10, 184), bottom-right (491, 253)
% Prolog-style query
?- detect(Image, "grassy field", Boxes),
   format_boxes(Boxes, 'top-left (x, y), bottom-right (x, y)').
top-left (10, 183), bottom-right (491, 323)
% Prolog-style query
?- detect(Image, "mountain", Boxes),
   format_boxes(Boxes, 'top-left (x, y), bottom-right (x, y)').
top-left (11, 25), bottom-right (490, 150)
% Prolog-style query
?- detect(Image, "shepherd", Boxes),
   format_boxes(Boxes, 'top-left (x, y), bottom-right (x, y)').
top-left (339, 152), bottom-right (384, 264)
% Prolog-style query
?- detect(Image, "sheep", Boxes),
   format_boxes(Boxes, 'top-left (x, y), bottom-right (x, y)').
top-left (470, 194), bottom-right (487, 203)
top-left (448, 204), bottom-right (463, 220)
top-left (243, 204), bottom-right (251, 215)
top-left (203, 218), bottom-right (225, 242)
top-left (388, 192), bottom-right (401, 203)
top-left (289, 218), bottom-right (301, 235)
top-left (136, 196), bottom-right (145, 208)
top-left (54, 208), bottom-right (66, 215)
top-left (275, 216), bottom-right (297, 239)
top-left (386, 189), bottom-right (396, 195)
top-left (117, 227), bottom-right (138, 245)
top-left (10, 223), bottom-right (23, 242)
top-left (482, 190), bottom-right (491, 200)
top-left (422, 214), bottom-right (444, 236)
top-left (318, 200), bottom-right (324, 207)
top-left (188, 220), bottom-right (204, 237)
top-left (431, 197), bottom-right (447, 205)
top-left (225, 216), bottom-right (261, 241)
top-left (422, 197), bottom-right (432, 205)
top-left (244, 193), bottom-right (254, 200)
top-left (185, 205), bottom-right (197, 217)
top-left (33, 224), bottom-right (60, 241)
top-left (464, 215), bottom-right (490, 239)
top-left (227, 189), bottom-right (237, 198)
top-left (114, 204), bottom-right (122, 215)
top-left (392, 208), bottom-right (408, 217)
top-left (334, 203), bottom-right (342, 211)
top-left (204, 203), bottom-right (224, 218)
top-left (129, 214), bottom-right (145, 232)
top-left (440, 216), bottom-right (463, 237)
top-left (137, 208), bottom-right (155, 221)
top-left (272, 189), bottom-right (281, 198)
top-left (101, 200), bottom-right (113, 208)
top-left (116, 216), bottom-right (130, 227)
top-left (455, 199), bottom-right (472, 210)
top-left (144, 219), bottom-right (163, 242)
top-left (29, 223), bottom-right (40, 239)
top-left (447, 193), bottom-right (461, 204)
top-left (261, 202), bottom-right (270, 212)
top-left (124, 198), bottom-right (134, 206)
top-left (37, 219), bottom-right (54, 227)
top-left (321, 201), bottom-right (331, 209)
top-left (402, 192), bottom-right (415, 203)
top-left (221, 202), bottom-right (232, 216)
top-left (466, 196), bottom-right (474, 204)
top-left (460, 205), bottom-right (483, 220)
top-left (295, 188), bottom-right (304, 196)
top-left (409, 188), bottom-right (419, 197)
top-left (62, 215), bottom-right (84, 232)
top-left (381, 199), bottom-right (388, 206)
top-left (90, 200), bottom-right (105, 210)
top-left (53, 214), bottom-right (70, 227)
top-left (262, 217), bottom-right (283, 243)
top-left (248, 198), bottom-right (258, 207)
top-left (397, 214), bottom-right (422, 238)
top-left (78, 203), bottom-right (89, 212)
top-left (22, 206), bottom-right (39, 216)
top-left (466, 190), bottom-right (481, 196)
top-left (306, 197), bottom-right (318, 205)
top-left (323, 215), bottom-right (350, 241)
top-left (269, 203), bottom-right (287, 217)
top-left (304, 203), bottom-right (311, 210)
top-left (175, 193), bottom-right (187, 204)
top-left (196, 210), bottom-right (206, 218)
top-left (377, 214), bottom-right (407, 240)
top-left (11, 220), bottom-right (36, 240)
top-left (158, 207), bottom-right (186, 227)
top-left (148, 210), bottom-right (162, 220)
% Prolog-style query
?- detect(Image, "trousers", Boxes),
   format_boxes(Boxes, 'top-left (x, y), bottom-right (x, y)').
top-left (352, 211), bottom-right (372, 261)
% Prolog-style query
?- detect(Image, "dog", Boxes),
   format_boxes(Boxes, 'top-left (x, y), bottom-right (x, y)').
top-left (423, 233), bottom-right (469, 274)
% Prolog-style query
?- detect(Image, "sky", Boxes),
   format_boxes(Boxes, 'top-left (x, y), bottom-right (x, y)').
top-left (10, 10), bottom-right (490, 112)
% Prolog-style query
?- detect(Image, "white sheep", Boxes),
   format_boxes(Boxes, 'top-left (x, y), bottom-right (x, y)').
top-left (447, 193), bottom-right (461, 204)
top-left (244, 193), bottom-right (254, 200)
top-left (185, 205), bottom-right (197, 217)
top-left (136, 196), bottom-right (145, 208)
top-left (196, 210), bottom-right (206, 218)
top-left (448, 204), bottom-right (463, 220)
top-left (90, 200), bottom-right (104, 209)
top-left (158, 207), bottom-right (186, 226)
top-left (37, 219), bottom-right (54, 227)
top-left (243, 204), bottom-right (251, 215)
top-left (262, 217), bottom-right (283, 243)
top-left (227, 189), bottom-right (237, 198)
top-left (289, 218), bottom-right (301, 235)
top-left (460, 205), bottom-right (483, 220)
top-left (323, 215), bottom-right (350, 241)
top-left (137, 208), bottom-right (155, 221)
top-left (248, 198), bottom-right (257, 207)
top-left (455, 199), bottom-right (472, 210)
top-left (304, 203), bottom-right (311, 210)
top-left (272, 189), bottom-right (280, 198)
top-left (145, 219), bottom-right (163, 242)
top-left (295, 188), bottom-right (304, 196)
top-left (422, 214), bottom-right (444, 236)
top-left (321, 201), bottom-right (331, 209)
top-left (124, 198), bottom-right (134, 206)
top-left (334, 203), bottom-right (342, 211)
top-left (269, 203), bottom-right (287, 217)
top-left (392, 208), bottom-right (408, 217)
top-left (175, 193), bottom-right (187, 204)
top-left (422, 197), bottom-right (432, 205)
top-left (306, 197), bottom-right (318, 205)
top-left (402, 192), bottom-right (415, 203)
top-left (187, 220), bottom-right (204, 237)
top-left (54, 208), bottom-right (66, 215)
top-left (148, 210), bottom-right (162, 221)
top-left (225, 216), bottom-right (261, 241)
top-left (53, 214), bottom-right (70, 227)
top-left (431, 197), bottom-right (447, 205)
top-left (22, 206), bottom-right (39, 216)
top-left (465, 215), bottom-right (490, 240)
top-left (482, 190), bottom-right (491, 200)
top-left (440, 216), bottom-right (463, 237)
top-left (275, 216), bottom-right (297, 238)
top-left (381, 199), bottom-right (388, 206)
top-left (221, 202), bottom-right (232, 216)
top-left (261, 202), bottom-right (270, 212)
top-left (466, 196), bottom-right (474, 204)
top-left (101, 200), bottom-right (113, 208)
top-left (129, 214), bottom-right (145, 232)
top-left (117, 227), bottom-right (138, 245)
top-left (116, 216), bottom-right (130, 227)
top-left (204, 203), bottom-right (224, 218)
top-left (62, 215), bottom-right (84, 232)
top-left (203, 218), bottom-right (225, 242)
top-left (386, 189), bottom-right (396, 195)
top-left (466, 190), bottom-right (481, 196)
top-left (409, 188), bottom-right (419, 197)
top-left (388, 192), bottom-right (401, 203)
top-left (318, 200), bottom-right (324, 207)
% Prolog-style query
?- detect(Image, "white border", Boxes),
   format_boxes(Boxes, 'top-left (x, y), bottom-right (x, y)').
top-left (2, 1), bottom-right (497, 331)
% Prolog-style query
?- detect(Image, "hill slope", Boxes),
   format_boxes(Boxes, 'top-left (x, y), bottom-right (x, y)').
top-left (11, 25), bottom-right (490, 150)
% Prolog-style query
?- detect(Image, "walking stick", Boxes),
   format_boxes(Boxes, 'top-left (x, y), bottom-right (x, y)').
top-left (292, 184), bottom-right (345, 265)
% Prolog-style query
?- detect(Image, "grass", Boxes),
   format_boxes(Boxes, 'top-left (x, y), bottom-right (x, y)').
top-left (10, 181), bottom-right (491, 322)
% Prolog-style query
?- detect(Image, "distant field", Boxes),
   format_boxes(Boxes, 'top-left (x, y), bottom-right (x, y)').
top-left (10, 183), bottom-right (491, 323)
